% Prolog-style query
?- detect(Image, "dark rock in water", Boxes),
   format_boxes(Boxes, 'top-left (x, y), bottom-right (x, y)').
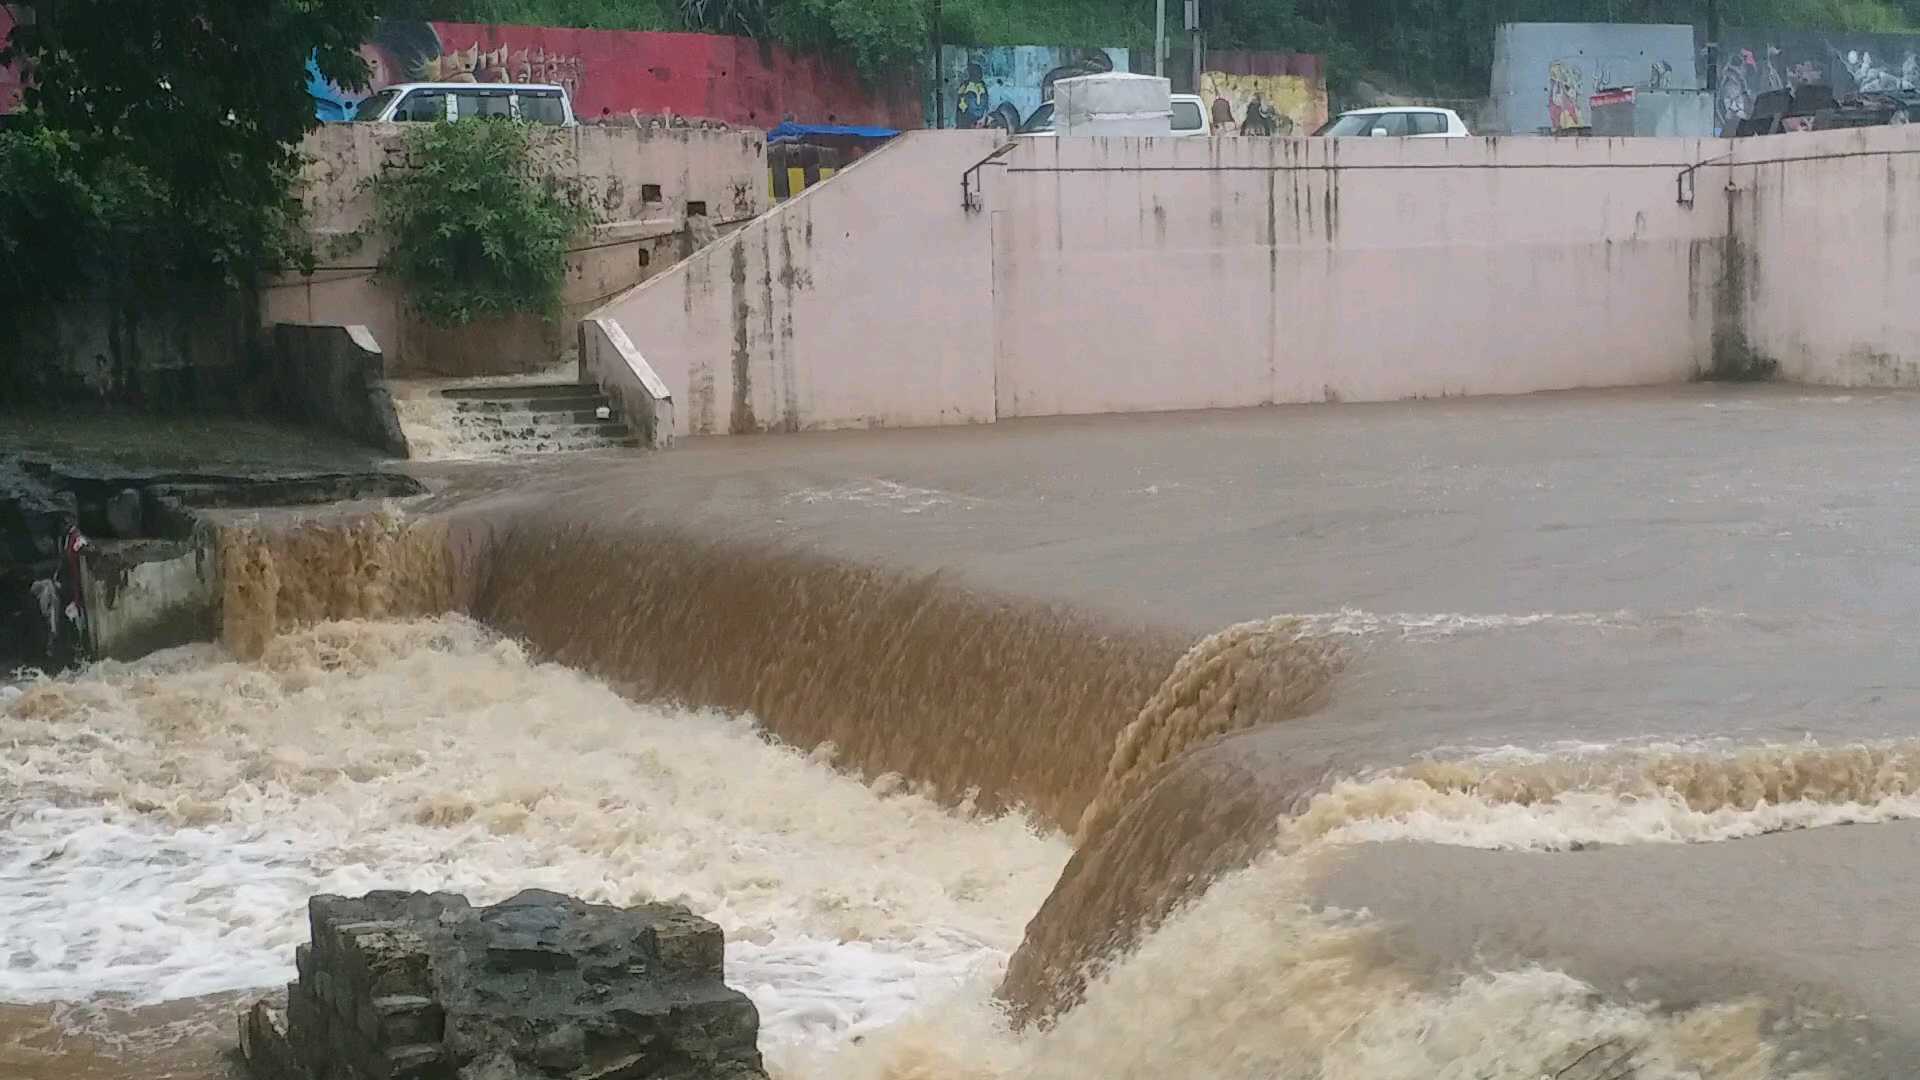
top-left (239, 889), bottom-right (767, 1080)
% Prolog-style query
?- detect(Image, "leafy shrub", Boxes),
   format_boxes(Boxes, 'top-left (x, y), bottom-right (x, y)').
top-left (371, 119), bottom-right (590, 327)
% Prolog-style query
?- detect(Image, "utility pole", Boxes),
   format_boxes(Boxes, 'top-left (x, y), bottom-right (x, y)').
top-left (1186, 0), bottom-right (1201, 94)
top-left (1704, 0), bottom-right (1720, 132)
top-left (1155, 0), bottom-right (1166, 77)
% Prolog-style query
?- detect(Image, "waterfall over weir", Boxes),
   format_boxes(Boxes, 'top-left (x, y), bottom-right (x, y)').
top-left (22, 385), bottom-right (1920, 1080)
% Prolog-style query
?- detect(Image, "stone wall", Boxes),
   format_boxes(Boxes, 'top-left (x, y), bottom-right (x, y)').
top-left (241, 889), bottom-right (766, 1080)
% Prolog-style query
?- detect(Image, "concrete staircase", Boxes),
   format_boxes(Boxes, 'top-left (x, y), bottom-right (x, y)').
top-left (439, 383), bottom-right (638, 454)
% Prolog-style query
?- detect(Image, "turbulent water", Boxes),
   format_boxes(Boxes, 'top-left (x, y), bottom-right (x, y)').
top-left (9, 499), bottom-right (1920, 1077)
top-left (0, 618), bottom-right (1066, 1075)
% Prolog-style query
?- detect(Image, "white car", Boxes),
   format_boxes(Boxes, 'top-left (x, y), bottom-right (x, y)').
top-left (352, 82), bottom-right (577, 126)
top-left (1313, 106), bottom-right (1470, 138)
top-left (1015, 93), bottom-right (1210, 138)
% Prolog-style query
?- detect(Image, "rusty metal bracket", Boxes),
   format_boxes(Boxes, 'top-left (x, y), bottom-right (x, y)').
top-left (962, 139), bottom-right (1019, 212)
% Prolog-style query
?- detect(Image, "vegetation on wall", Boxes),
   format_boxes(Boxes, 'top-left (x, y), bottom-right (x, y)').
top-left (0, 0), bottom-right (381, 305)
top-left (405, 0), bottom-right (1920, 93)
top-left (370, 119), bottom-right (589, 327)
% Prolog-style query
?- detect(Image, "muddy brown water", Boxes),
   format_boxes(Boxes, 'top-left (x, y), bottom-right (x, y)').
top-left (17, 385), bottom-right (1920, 1077)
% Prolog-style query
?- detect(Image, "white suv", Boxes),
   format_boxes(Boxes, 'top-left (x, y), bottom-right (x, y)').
top-left (1313, 106), bottom-right (1470, 138)
top-left (353, 82), bottom-right (577, 126)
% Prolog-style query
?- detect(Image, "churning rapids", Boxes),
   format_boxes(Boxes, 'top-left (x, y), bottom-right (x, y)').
top-left (16, 391), bottom-right (1920, 1078)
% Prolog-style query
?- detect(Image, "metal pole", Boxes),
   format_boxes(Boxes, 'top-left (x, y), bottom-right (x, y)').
top-left (931, 0), bottom-right (943, 127)
top-left (1155, 0), bottom-right (1166, 77)
top-left (1191, 29), bottom-right (1202, 94)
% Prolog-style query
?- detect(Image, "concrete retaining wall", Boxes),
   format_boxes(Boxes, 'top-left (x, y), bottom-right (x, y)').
top-left (991, 134), bottom-right (1724, 418)
top-left (267, 123), bottom-right (767, 379)
top-left (595, 130), bottom-right (1737, 433)
top-left (269, 323), bottom-right (409, 456)
top-left (592, 130), bottom-right (1000, 436)
top-left (1729, 126), bottom-right (1920, 387)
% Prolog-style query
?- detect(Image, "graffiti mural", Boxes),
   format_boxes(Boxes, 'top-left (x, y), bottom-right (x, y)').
top-left (930, 45), bottom-right (1129, 130)
top-left (309, 19), bottom-right (922, 129)
top-left (1489, 24), bottom-right (1700, 135)
top-left (1198, 69), bottom-right (1326, 136)
top-left (1718, 30), bottom-right (1920, 131)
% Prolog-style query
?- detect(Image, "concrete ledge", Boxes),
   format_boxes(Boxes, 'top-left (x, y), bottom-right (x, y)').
top-left (80, 536), bottom-right (219, 661)
top-left (579, 316), bottom-right (675, 449)
top-left (269, 323), bottom-right (410, 457)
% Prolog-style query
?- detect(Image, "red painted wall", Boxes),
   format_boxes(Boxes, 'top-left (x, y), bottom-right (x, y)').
top-left (355, 20), bottom-right (921, 129)
top-left (0, 7), bottom-right (22, 113)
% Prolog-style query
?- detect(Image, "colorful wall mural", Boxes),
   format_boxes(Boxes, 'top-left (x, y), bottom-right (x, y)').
top-left (1717, 30), bottom-right (1920, 131)
top-left (1198, 51), bottom-right (1327, 136)
top-left (929, 45), bottom-right (1129, 130)
top-left (308, 20), bottom-right (922, 130)
top-left (1489, 23), bottom-right (1702, 135)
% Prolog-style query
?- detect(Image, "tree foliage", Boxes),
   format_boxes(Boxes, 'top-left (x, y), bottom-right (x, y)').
top-left (0, 0), bottom-right (381, 300)
top-left (370, 119), bottom-right (589, 327)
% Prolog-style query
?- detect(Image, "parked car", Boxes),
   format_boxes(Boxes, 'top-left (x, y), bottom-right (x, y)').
top-left (1014, 94), bottom-right (1210, 137)
top-left (1169, 93), bottom-right (1211, 136)
top-left (351, 82), bottom-right (577, 126)
top-left (1313, 106), bottom-right (1470, 138)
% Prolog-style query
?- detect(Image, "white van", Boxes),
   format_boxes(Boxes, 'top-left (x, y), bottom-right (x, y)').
top-left (353, 82), bottom-right (577, 126)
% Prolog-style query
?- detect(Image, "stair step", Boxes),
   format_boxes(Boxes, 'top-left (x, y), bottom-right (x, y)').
top-left (453, 407), bottom-right (618, 426)
top-left (439, 382), bottom-right (598, 401)
top-left (452, 395), bottom-right (608, 415)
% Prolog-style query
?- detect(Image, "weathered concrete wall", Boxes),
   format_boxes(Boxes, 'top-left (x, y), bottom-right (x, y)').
top-left (80, 537), bottom-right (219, 661)
top-left (2, 289), bottom-right (257, 410)
top-left (596, 131), bottom-right (1740, 437)
top-left (1490, 23), bottom-right (1703, 135)
top-left (269, 324), bottom-right (409, 456)
top-left (1731, 126), bottom-right (1920, 386)
top-left (991, 135), bottom-right (1726, 419)
top-left (592, 130), bottom-right (1000, 436)
top-left (262, 123), bottom-right (766, 378)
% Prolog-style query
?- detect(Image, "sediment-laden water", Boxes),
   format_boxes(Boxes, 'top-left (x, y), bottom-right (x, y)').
top-left (9, 483), bottom-right (1920, 1077)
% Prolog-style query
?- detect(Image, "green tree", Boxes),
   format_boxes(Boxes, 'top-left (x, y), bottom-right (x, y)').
top-left (1, 0), bottom-right (382, 296)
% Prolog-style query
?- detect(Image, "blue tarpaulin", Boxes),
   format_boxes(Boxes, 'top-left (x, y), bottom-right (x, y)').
top-left (766, 121), bottom-right (898, 142)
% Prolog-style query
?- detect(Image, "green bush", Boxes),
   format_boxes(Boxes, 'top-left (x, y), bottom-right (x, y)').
top-left (371, 119), bottom-right (590, 327)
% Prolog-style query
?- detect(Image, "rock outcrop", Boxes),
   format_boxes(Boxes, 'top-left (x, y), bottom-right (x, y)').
top-left (239, 889), bottom-right (766, 1080)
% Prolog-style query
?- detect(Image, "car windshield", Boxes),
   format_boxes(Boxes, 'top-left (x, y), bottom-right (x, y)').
top-left (1313, 113), bottom-right (1387, 136)
top-left (1171, 100), bottom-right (1204, 131)
top-left (353, 89), bottom-right (399, 121)
top-left (1018, 103), bottom-right (1055, 133)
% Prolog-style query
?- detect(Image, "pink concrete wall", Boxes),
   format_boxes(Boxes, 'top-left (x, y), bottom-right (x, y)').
top-left (592, 131), bottom-right (1000, 436)
top-left (989, 135), bottom-right (1728, 419)
top-left (1731, 126), bottom-right (1920, 386)
top-left (264, 123), bottom-right (765, 377)
top-left (596, 131), bottom-right (1763, 438)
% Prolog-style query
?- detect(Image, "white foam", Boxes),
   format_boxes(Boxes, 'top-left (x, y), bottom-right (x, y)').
top-left (0, 619), bottom-right (1067, 1065)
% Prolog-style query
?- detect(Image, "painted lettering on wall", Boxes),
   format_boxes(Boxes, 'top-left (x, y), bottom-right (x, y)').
top-left (930, 45), bottom-right (1129, 130)
top-left (309, 19), bottom-right (921, 130)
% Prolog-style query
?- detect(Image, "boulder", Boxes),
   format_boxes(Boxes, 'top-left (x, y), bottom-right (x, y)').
top-left (240, 889), bottom-right (767, 1080)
